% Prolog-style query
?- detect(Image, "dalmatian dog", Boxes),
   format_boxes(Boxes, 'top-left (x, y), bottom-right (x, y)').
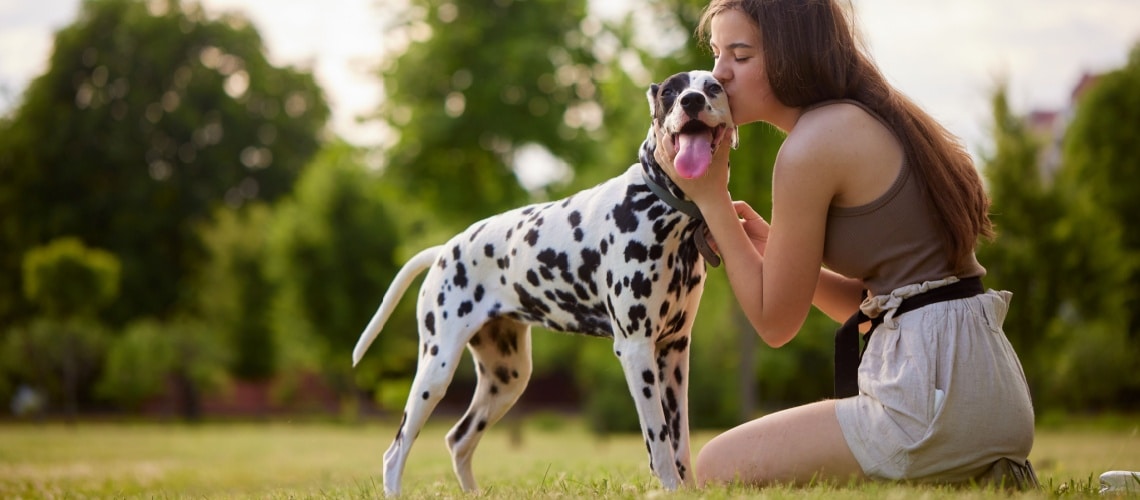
top-left (353, 70), bottom-right (735, 495)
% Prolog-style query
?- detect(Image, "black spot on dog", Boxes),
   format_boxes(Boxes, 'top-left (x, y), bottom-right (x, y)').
top-left (625, 241), bottom-right (649, 263)
top-left (454, 262), bottom-right (469, 289)
top-left (452, 414), bottom-right (473, 443)
top-left (425, 312), bottom-right (436, 335)
top-left (642, 370), bottom-right (655, 385)
top-left (457, 301), bottom-right (473, 317)
top-left (578, 249), bottom-right (601, 292)
top-left (517, 283), bottom-right (551, 314)
top-left (484, 244), bottom-right (495, 257)
top-left (474, 285), bottom-right (485, 302)
top-left (527, 270), bottom-right (540, 286)
top-left (477, 420), bottom-right (487, 432)
top-left (430, 345), bottom-right (439, 356)
top-left (495, 366), bottom-right (511, 385)
top-left (642, 386), bottom-right (652, 398)
top-left (630, 272), bottom-right (653, 299)
top-left (524, 229), bottom-right (540, 246)
top-left (422, 391), bottom-right (429, 400)
top-left (489, 326), bottom-right (518, 356)
top-left (394, 412), bottom-right (407, 442)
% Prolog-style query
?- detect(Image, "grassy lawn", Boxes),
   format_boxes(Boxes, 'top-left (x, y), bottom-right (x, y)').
top-left (0, 415), bottom-right (1135, 498)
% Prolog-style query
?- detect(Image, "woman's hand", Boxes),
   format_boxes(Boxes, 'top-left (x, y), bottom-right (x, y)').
top-left (705, 200), bottom-right (769, 257)
top-left (734, 200), bottom-right (770, 255)
top-left (653, 123), bottom-right (732, 207)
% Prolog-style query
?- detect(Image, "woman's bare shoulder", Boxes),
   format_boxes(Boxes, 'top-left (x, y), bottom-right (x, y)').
top-left (778, 102), bottom-right (903, 206)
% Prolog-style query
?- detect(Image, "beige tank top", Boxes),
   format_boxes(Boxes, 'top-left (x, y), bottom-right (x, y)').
top-left (817, 100), bottom-right (985, 296)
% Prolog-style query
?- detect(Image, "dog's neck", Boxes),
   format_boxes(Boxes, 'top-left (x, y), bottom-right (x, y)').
top-left (638, 127), bottom-right (723, 267)
top-left (637, 128), bottom-right (693, 209)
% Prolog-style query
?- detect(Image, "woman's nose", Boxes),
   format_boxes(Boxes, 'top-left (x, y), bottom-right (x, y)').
top-left (712, 59), bottom-right (730, 83)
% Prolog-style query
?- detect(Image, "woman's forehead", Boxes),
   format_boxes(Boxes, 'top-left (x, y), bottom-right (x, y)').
top-left (709, 9), bottom-right (760, 47)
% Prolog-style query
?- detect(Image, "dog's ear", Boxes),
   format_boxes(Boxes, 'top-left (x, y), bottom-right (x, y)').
top-left (646, 83), bottom-right (659, 118)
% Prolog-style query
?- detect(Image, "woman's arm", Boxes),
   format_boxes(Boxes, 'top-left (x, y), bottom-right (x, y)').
top-left (719, 200), bottom-right (865, 324)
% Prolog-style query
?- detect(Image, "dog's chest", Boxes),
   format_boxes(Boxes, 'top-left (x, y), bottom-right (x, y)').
top-left (446, 165), bottom-right (706, 338)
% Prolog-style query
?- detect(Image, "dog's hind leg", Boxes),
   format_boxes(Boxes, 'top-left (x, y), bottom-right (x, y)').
top-left (382, 314), bottom-right (468, 496)
top-left (447, 317), bottom-right (533, 492)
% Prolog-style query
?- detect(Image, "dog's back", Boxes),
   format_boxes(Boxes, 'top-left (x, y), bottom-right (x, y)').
top-left (419, 164), bottom-right (705, 340)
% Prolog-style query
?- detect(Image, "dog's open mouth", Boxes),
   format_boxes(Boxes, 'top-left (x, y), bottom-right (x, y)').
top-left (672, 120), bottom-right (729, 179)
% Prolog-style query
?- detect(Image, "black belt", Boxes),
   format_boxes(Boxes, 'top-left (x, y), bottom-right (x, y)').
top-left (833, 276), bottom-right (984, 398)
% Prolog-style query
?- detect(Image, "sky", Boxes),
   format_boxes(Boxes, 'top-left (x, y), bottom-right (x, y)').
top-left (1, 0), bottom-right (1138, 161)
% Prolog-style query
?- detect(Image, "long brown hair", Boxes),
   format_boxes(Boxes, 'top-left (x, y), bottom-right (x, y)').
top-left (698, 0), bottom-right (993, 261)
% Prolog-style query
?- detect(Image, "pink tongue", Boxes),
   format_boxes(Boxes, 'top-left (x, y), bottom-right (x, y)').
top-left (675, 132), bottom-right (713, 179)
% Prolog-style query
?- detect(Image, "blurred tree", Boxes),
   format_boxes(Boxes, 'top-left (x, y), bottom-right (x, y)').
top-left (266, 143), bottom-right (407, 409)
top-left (979, 75), bottom-right (1138, 410)
top-left (22, 237), bottom-right (120, 318)
top-left (97, 317), bottom-right (229, 419)
top-left (194, 203), bottom-right (276, 379)
top-left (97, 319), bottom-right (176, 411)
top-left (9, 237), bottom-right (119, 420)
top-left (375, 0), bottom-right (604, 225)
top-left (0, 0), bottom-right (329, 327)
top-left (976, 84), bottom-right (1065, 394)
top-left (1049, 44), bottom-right (1140, 408)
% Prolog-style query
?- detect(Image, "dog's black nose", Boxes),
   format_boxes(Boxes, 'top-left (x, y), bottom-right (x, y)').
top-left (680, 93), bottom-right (706, 115)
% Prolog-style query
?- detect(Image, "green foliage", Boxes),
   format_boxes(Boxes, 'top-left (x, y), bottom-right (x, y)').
top-left (97, 318), bottom-right (176, 410)
top-left (575, 340), bottom-right (641, 434)
top-left (377, 0), bottom-right (603, 223)
top-left (0, 0), bottom-right (328, 326)
top-left (22, 237), bottom-right (121, 318)
top-left (194, 203), bottom-right (277, 379)
top-left (2, 318), bottom-right (108, 417)
top-left (266, 143), bottom-right (407, 393)
top-left (980, 68), bottom-right (1140, 410)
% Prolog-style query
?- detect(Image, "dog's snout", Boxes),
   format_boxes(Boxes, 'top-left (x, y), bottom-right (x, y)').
top-left (680, 93), bottom-right (706, 115)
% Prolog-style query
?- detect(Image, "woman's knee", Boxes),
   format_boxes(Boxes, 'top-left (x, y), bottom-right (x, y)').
top-left (695, 430), bottom-right (764, 486)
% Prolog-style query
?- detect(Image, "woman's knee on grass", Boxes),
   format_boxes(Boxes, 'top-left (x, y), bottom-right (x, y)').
top-left (695, 401), bottom-right (866, 487)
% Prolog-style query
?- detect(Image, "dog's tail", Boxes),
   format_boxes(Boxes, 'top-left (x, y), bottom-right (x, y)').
top-left (352, 245), bottom-right (443, 367)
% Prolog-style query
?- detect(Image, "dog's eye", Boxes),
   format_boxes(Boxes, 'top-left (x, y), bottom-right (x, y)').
top-left (708, 83), bottom-right (723, 94)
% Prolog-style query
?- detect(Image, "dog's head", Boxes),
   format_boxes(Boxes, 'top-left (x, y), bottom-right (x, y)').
top-left (647, 70), bottom-right (737, 179)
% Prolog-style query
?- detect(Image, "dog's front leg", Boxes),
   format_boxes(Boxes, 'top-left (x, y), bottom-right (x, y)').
top-left (613, 339), bottom-right (683, 490)
top-left (656, 333), bottom-right (693, 485)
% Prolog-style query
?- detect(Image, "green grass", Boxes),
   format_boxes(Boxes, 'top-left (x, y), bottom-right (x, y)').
top-left (0, 416), bottom-right (1135, 498)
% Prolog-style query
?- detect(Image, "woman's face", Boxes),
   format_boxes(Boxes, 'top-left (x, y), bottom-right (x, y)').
top-left (709, 9), bottom-right (777, 126)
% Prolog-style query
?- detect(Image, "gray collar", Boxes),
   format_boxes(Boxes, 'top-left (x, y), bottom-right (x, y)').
top-left (641, 168), bottom-right (703, 220)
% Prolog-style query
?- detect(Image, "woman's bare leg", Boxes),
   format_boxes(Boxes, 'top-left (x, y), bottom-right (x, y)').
top-left (695, 399), bottom-right (866, 486)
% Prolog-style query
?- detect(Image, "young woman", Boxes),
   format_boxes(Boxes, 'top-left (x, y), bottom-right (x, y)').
top-left (653, 0), bottom-right (1036, 487)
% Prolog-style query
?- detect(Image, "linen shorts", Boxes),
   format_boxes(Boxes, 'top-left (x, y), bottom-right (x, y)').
top-left (834, 278), bottom-right (1035, 482)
